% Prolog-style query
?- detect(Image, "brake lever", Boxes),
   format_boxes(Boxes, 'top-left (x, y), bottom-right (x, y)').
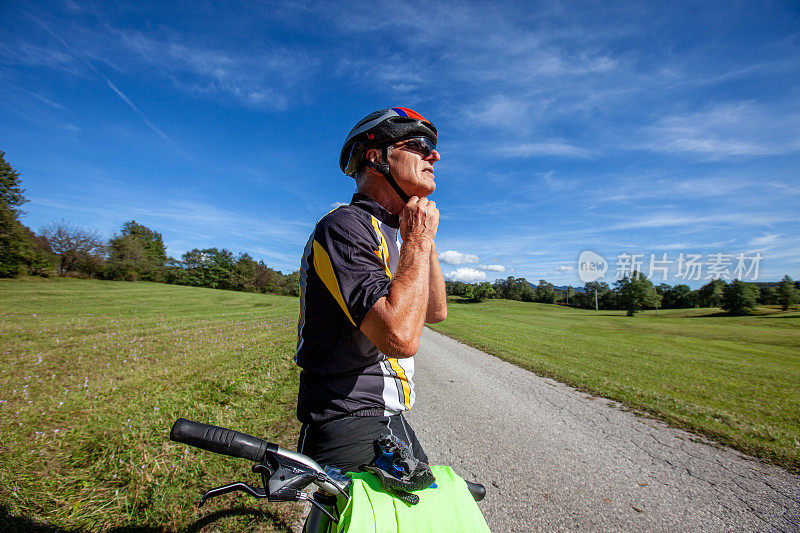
top-left (298, 492), bottom-right (338, 522)
top-left (198, 482), bottom-right (267, 508)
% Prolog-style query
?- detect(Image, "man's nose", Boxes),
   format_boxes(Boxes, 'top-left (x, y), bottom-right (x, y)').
top-left (426, 149), bottom-right (441, 162)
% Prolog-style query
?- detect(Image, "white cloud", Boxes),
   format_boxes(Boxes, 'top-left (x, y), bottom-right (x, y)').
top-left (748, 234), bottom-right (781, 248)
top-left (609, 212), bottom-right (800, 231)
top-left (640, 102), bottom-right (800, 158)
top-left (439, 250), bottom-right (479, 265)
top-left (468, 94), bottom-right (533, 129)
top-left (496, 142), bottom-right (594, 159)
top-left (479, 264), bottom-right (506, 272)
top-left (118, 31), bottom-right (312, 109)
top-left (330, 202), bottom-right (348, 209)
top-left (552, 266), bottom-right (574, 272)
top-left (447, 268), bottom-right (487, 283)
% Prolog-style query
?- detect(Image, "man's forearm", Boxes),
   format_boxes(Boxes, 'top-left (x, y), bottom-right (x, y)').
top-left (360, 236), bottom-right (433, 358)
top-left (425, 243), bottom-right (447, 323)
top-left (360, 196), bottom-right (440, 358)
top-left (384, 237), bottom-right (432, 344)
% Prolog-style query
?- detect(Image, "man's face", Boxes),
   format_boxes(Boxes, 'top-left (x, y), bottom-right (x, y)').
top-left (386, 137), bottom-right (441, 198)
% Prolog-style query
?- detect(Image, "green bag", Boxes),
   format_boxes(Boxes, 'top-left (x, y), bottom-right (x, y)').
top-left (331, 465), bottom-right (490, 533)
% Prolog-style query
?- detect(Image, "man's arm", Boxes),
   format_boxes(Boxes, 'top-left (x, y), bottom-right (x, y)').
top-left (425, 242), bottom-right (447, 323)
top-left (360, 197), bottom-right (437, 358)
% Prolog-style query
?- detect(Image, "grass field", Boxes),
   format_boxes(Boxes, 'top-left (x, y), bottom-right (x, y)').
top-left (429, 298), bottom-right (800, 473)
top-left (0, 278), bottom-right (302, 532)
top-left (2, 279), bottom-right (799, 531)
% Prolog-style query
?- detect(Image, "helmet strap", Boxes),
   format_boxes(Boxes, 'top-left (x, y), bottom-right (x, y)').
top-left (365, 146), bottom-right (410, 203)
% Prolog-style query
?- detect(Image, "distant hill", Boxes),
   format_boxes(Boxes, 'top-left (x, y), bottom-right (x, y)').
top-left (527, 281), bottom-right (585, 293)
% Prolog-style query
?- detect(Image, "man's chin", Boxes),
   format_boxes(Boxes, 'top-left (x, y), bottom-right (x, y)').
top-left (416, 182), bottom-right (436, 196)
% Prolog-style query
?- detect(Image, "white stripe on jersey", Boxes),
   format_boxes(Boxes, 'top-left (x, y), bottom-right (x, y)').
top-left (373, 216), bottom-right (416, 415)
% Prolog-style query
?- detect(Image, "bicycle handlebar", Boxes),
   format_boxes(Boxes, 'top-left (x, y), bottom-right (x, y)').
top-left (170, 418), bottom-right (272, 463)
top-left (170, 417), bottom-right (484, 506)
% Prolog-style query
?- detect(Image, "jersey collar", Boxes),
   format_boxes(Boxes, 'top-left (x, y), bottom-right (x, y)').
top-left (350, 193), bottom-right (400, 228)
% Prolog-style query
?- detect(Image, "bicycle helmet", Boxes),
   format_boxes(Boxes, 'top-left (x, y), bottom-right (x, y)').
top-left (339, 107), bottom-right (437, 202)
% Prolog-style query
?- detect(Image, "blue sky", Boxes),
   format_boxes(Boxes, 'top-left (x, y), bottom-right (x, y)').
top-left (2, 0), bottom-right (798, 288)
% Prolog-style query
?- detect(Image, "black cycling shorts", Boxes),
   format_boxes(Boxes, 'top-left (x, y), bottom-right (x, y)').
top-left (297, 413), bottom-right (428, 474)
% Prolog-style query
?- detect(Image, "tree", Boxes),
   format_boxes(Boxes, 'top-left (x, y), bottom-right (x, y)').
top-left (565, 286), bottom-right (575, 305)
top-left (578, 281), bottom-right (613, 310)
top-left (19, 224), bottom-right (55, 275)
top-left (0, 151), bottom-right (36, 277)
top-left (204, 248), bottom-right (236, 290)
top-left (492, 276), bottom-right (534, 301)
top-left (775, 275), bottom-right (799, 311)
top-left (107, 221), bottom-right (167, 281)
top-left (534, 280), bottom-right (556, 303)
top-left (120, 220), bottom-right (167, 266)
top-left (721, 280), bottom-right (759, 315)
top-left (0, 211), bottom-right (34, 277)
top-left (463, 282), bottom-right (495, 302)
top-left (232, 253), bottom-right (258, 292)
top-left (0, 150), bottom-right (26, 211)
top-left (278, 270), bottom-right (300, 296)
top-left (615, 272), bottom-right (661, 316)
top-left (40, 220), bottom-right (107, 276)
top-left (660, 284), bottom-right (697, 309)
top-left (179, 247), bottom-right (236, 289)
top-left (698, 279), bottom-right (726, 307)
top-left (107, 234), bottom-right (150, 281)
top-left (446, 280), bottom-right (468, 296)
top-left (163, 256), bottom-right (189, 285)
top-left (231, 253), bottom-right (284, 293)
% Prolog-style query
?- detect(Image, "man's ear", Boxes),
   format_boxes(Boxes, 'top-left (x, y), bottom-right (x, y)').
top-left (365, 147), bottom-right (382, 164)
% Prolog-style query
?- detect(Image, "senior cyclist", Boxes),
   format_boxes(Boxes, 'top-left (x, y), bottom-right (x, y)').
top-left (295, 107), bottom-right (446, 474)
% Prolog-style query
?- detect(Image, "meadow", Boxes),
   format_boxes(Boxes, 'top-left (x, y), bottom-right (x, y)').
top-left (429, 298), bottom-right (800, 473)
top-left (0, 278), bottom-right (302, 532)
top-left (2, 279), bottom-right (799, 531)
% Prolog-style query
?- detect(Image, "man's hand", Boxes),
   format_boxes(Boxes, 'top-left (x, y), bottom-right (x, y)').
top-left (399, 196), bottom-right (439, 244)
top-left (361, 196), bottom-right (439, 358)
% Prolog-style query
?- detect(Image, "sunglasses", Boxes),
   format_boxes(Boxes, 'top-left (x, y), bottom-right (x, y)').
top-left (395, 137), bottom-right (437, 158)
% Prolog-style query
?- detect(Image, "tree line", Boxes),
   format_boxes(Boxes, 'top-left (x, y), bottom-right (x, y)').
top-left (0, 151), bottom-right (298, 296)
top-left (447, 273), bottom-right (799, 316)
top-left (2, 151), bottom-right (798, 312)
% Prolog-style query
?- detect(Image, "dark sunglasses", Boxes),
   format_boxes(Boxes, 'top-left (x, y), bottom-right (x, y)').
top-left (395, 137), bottom-right (437, 158)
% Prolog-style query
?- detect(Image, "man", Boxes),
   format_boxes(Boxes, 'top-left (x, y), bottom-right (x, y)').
top-left (295, 107), bottom-right (447, 473)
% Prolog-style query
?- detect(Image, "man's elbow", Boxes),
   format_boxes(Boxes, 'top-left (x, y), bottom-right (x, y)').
top-left (386, 340), bottom-right (419, 359)
top-left (426, 308), bottom-right (447, 323)
top-left (384, 329), bottom-right (420, 358)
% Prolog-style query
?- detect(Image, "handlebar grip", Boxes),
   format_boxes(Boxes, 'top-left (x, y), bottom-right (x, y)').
top-left (466, 480), bottom-right (486, 502)
top-left (170, 418), bottom-right (271, 463)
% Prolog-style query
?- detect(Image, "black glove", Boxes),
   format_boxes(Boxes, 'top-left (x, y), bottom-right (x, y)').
top-left (361, 434), bottom-right (435, 505)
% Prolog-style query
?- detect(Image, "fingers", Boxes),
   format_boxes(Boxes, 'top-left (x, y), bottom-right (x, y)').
top-left (405, 196), bottom-right (435, 212)
top-left (405, 196), bottom-right (422, 209)
top-left (400, 196), bottom-right (439, 244)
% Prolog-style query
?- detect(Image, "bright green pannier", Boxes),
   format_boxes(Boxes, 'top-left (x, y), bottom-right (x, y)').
top-left (331, 465), bottom-right (490, 532)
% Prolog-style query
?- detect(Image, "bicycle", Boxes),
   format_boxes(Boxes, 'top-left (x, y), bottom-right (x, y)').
top-left (170, 418), bottom-right (486, 532)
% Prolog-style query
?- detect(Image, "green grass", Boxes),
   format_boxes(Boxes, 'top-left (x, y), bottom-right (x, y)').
top-left (429, 298), bottom-right (800, 473)
top-left (3, 280), bottom-right (799, 530)
top-left (0, 277), bottom-right (302, 532)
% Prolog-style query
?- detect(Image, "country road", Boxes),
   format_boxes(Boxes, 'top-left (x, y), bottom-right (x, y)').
top-left (406, 328), bottom-right (800, 532)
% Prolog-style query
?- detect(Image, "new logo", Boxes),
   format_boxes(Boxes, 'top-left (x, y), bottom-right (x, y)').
top-left (578, 251), bottom-right (608, 283)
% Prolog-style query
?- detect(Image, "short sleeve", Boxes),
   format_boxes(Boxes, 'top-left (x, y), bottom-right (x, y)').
top-left (312, 211), bottom-right (391, 327)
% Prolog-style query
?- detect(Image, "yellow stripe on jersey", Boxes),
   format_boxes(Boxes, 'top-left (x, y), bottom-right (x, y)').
top-left (370, 217), bottom-right (392, 279)
top-left (387, 358), bottom-right (411, 408)
top-left (312, 239), bottom-right (357, 327)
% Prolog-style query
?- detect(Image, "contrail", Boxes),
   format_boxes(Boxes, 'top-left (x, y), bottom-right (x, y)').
top-left (102, 77), bottom-right (185, 153)
top-left (35, 17), bottom-right (196, 165)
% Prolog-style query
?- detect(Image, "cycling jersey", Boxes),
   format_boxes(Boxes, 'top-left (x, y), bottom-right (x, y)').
top-left (296, 193), bottom-right (415, 424)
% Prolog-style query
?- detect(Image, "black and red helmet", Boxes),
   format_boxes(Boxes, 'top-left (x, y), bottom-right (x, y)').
top-left (339, 107), bottom-right (437, 176)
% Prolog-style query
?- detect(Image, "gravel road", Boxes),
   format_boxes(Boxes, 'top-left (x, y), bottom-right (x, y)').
top-left (406, 328), bottom-right (800, 532)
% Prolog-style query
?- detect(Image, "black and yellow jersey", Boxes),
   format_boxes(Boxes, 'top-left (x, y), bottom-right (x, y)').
top-left (296, 193), bottom-right (415, 424)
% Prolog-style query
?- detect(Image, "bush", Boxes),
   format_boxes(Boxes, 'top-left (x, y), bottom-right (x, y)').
top-left (721, 280), bottom-right (759, 315)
